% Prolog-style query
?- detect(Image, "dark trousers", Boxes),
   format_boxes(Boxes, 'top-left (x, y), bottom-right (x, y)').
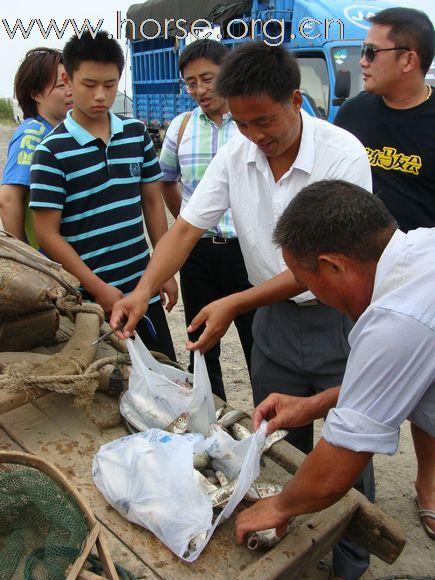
top-left (251, 301), bottom-right (375, 580)
top-left (136, 300), bottom-right (176, 362)
top-left (180, 237), bottom-right (255, 401)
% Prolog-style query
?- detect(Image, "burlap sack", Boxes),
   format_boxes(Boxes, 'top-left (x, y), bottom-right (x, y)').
top-left (0, 230), bottom-right (80, 318)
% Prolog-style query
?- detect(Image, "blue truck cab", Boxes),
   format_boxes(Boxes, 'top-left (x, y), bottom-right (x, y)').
top-left (125, 0), bottom-right (395, 128)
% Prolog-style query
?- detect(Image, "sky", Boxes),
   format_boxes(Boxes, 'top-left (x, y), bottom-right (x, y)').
top-left (0, 0), bottom-right (434, 99)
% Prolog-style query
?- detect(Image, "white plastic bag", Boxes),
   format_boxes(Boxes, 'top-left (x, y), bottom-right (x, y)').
top-left (92, 422), bottom-right (268, 561)
top-left (120, 334), bottom-right (215, 434)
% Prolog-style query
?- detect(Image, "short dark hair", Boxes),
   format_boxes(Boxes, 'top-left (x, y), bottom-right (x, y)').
top-left (369, 8), bottom-right (434, 75)
top-left (216, 41), bottom-right (300, 102)
top-left (273, 180), bottom-right (397, 270)
top-left (178, 39), bottom-right (229, 76)
top-left (63, 31), bottom-right (124, 77)
top-left (14, 48), bottom-right (63, 119)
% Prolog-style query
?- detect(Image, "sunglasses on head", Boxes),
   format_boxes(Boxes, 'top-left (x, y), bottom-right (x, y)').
top-left (361, 43), bottom-right (410, 63)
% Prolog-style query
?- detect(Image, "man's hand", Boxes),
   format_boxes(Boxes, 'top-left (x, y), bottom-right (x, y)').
top-left (253, 393), bottom-right (317, 434)
top-left (160, 276), bottom-right (178, 312)
top-left (186, 296), bottom-right (237, 353)
top-left (235, 496), bottom-right (292, 545)
top-left (110, 290), bottom-right (150, 339)
top-left (253, 388), bottom-right (341, 434)
top-left (92, 282), bottom-right (123, 314)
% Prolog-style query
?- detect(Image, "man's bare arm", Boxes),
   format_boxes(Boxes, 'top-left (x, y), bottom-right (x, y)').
top-left (186, 270), bottom-right (306, 353)
top-left (141, 180), bottom-right (171, 247)
top-left (161, 181), bottom-right (182, 219)
top-left (141, 180), bottom-right (179, 310)
top-left (33, 208), bottom-right (123, 312)
top-left (111, 217), bottom-right (206, 336)
top-left (235, 439), bottom-right (372, 543)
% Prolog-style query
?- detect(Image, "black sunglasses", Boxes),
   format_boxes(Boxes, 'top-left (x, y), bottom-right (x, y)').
top-left (361, 44), bottom-right (410, 63)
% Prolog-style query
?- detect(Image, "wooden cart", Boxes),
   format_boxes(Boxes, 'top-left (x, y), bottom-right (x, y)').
top-left (0, 385), bottom-right (405, 580)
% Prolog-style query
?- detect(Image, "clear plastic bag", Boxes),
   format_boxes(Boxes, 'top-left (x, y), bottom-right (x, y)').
top-left (92, 422), bottom-right (268, 561)
top-left (120, 335), bottom-right (215, 434)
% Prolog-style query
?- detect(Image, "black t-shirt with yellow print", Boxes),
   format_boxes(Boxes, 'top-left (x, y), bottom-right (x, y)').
top-left (334, 89), bottom-right (435, 232)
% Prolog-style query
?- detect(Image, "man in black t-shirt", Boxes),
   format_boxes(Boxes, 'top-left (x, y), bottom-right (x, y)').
top-left (335, 7), bottom-right (435, 233)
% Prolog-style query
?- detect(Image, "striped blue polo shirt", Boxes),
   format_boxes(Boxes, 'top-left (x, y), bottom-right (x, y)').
top-left (29, 111), bottom-right (163, 302)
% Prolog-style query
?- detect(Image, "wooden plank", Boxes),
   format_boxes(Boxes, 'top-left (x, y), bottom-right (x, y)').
top-left (0, 388), bottom-right (47, 415)
top-left (239, 497), bottom-right (358, 580)
top-left (0, 427), bottom-right (21, 450)
top-left (345, 500), bottom-right (406, 564)
top-left (0, 308), bottom-right (58, 351)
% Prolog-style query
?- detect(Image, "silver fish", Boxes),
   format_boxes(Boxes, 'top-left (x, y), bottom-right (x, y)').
top-left (193, 451), bottom-right (210, 470)
top-left (202, 469), bottom-right (219, 485)
top-left (193, 469), bottom-right (219, 495)
top-left (218, 409), bottom-right (250, 428)
top-left (165, 412), bottom-right (189, 434)
top-left (247, 527), bottom-right (286, 550)
top-left (183, 530), bottom-right (208, 558)
top-left (129, 397), bottom-right (173, 428)
top-left (230, 422), bottom-right (251, 441)
top-left (262, 429), bottom-right (289, 453)
top-left (209, 480), bottom-right (236, 508)
top-left (121, 406), bottom-right (150, 432)
top-left (244, 482), bottom-right (283, 502)
top-left (215, 406), bottom-right (226, 420)
top-left (174, 377), bottom-right (193, 390)
top-left (230, 423), bottom-right (288, 453)
top-left (215, 469), bottom-right (230, 487)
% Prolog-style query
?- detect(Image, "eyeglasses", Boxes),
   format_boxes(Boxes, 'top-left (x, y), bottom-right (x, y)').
top-left (361, 44), bottom-right (410, 63)
top-left (182, 77), bottom-right (215, 94)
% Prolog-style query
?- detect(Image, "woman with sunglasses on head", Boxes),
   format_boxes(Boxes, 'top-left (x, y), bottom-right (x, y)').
top-left (335, 7), bottom-right (435, 235)
top-left (0, 48), bottom-right (73, 246)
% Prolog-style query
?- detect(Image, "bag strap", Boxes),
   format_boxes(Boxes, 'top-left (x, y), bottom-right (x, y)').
top-left (177, 111), bottom-right (192, 148)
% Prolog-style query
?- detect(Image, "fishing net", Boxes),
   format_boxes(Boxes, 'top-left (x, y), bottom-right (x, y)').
top-left (0, 462), bottom-right (88, 579)
top-left (0, 452), bottom-right (118, 579)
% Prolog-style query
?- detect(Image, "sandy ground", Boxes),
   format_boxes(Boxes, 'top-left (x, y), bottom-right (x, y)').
top-left (1, 122), bottom-right (433, 579)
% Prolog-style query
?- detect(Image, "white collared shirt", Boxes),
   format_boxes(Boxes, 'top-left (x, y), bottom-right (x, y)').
top-left (323, 228), bottom-right (435, 454)
top-left (181, 110), bottom-right (372, 296)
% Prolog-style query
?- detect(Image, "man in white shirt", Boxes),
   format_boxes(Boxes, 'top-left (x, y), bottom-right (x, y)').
top-left (159, 39), bottom-right (254, 401)
top-left (236, 179), bottom-right (435, 544)
top-left (112, 42), bottom-right (373, 578)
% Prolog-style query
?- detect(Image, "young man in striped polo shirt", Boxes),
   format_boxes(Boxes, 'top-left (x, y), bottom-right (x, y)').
top-left (159, 40), bottom-right (254, 401)
top-left (29, 31), bottom-right (177, 359)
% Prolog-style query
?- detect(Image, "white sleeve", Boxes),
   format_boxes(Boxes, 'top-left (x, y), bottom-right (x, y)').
top-left (324, 130), bottom-right (373, 193)
top-left (323, 307), bottom-right (434, 454)
top-left (180, 142), bottom-right (230, 230)
top-left (342, 152), bottom-right (372, 192)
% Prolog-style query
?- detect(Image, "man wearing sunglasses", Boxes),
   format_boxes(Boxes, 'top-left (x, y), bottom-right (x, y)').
top-left (335, 7), bottom-right (435, 234)
top-left (335, 7), bottom-right (435, 541)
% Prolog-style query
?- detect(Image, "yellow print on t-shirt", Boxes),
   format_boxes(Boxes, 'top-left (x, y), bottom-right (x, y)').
top-left (17, 125), bottom-right (46, 165)
top-left (366, 146), bottom-right (421, 176)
